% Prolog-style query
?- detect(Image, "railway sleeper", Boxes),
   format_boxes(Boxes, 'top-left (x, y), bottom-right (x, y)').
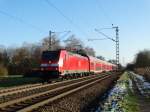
top-left (20, 75), bottom-right (109, 110)
top-left (0, 86), bottom-right (55, 104)
top-left (3, 81), bottom-right (90, 110)
top-left (0, 74), bottom-right (109, 111)
top-left (30, 76), bottom-right (113, 112)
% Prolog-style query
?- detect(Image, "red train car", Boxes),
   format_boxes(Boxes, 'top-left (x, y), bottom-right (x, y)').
top-left (89, 56), bottom-right (116, 73)
top-left (39, 49), bottom-right (116, 78)
top-left (40, 49), bottom-right (89, 78)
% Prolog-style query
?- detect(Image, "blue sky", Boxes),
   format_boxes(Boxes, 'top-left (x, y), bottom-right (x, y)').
top-left (0, 0), bottom-right (150, 65)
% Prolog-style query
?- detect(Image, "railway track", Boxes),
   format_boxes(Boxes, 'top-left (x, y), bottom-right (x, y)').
top-left (0, 83), bottom-right (42, 94)
top-left (0, 74), bottom-right (98, 104)
top-left (0, 72), bottom-right (114, 112)
top-left (0, 78), bottom-right (63, 95)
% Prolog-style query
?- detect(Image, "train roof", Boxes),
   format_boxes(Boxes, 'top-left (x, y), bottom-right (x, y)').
top-left (88, 56), bottom-right (116, 66)
top-left (43, 49), bottom-right (116, 66)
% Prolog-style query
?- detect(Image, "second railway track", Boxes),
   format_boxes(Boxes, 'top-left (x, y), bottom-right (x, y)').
top-left (0, 72), bottom-right (115, 112)
top-left (0, 73), bottom-right (106, 104)
top-left (0, 83), bottom-right (42, 94)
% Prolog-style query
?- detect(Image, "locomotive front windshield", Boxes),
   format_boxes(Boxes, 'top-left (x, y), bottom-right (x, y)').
top-left (42, 51), bottom-right (60, 61)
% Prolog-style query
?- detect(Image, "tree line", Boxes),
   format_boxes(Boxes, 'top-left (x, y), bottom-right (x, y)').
top-left (127, 49), bottom-right (150, 70)
top-left (0, 35), bottom-right (97, 76)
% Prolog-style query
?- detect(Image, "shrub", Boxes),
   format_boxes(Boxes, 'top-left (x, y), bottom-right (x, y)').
top-left (0, 64), bottom-right (8, 77)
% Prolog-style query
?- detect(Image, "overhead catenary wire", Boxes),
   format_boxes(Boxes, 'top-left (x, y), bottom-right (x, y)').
top-left (0, 10), bottom-right (45, 33)
top-left (51, 30), bottom-right (71, 42)
top-left (45, 0), bottom-right (89, 38)
top-left (96, 0), bottom-right (114, 26)
top-left (95, 29), bottom-right (116, 42)
top-left (59, 31), bottom-right (71, 41)
top-left (88, 38), bottom-right (108, 41)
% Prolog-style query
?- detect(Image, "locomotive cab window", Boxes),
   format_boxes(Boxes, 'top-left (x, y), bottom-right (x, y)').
top-left (42, 51), bottom-right (60, 60)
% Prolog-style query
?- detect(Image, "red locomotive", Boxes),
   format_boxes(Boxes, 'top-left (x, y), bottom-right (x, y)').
top-left (39, 49), bottom-right (116, 78)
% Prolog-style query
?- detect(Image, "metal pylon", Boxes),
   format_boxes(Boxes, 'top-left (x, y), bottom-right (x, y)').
top-left (115, 27), bottom-right (119, 69)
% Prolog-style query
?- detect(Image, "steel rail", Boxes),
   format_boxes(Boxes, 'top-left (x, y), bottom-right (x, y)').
top-left (0, 74), bottom-right (105, 104)
top-left (0, 74), bottom-right (109, 112)
top-left (0, 83), bottom-right (42, 94)
top-left (18, 75), bottom-right (112, 112)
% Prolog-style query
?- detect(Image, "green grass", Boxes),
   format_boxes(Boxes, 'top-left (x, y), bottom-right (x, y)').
top-left (118, 72), bottom-right (129, 81)
top-left (0, 76), bottom-right (43, 88)
top-left (119, 72), bottom-right (140, 112)
top-left (121, 89), bottom-right (139, 112)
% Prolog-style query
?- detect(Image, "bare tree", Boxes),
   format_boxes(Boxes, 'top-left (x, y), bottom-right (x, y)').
top-left (64, 35), bottom-right (84, 50)
top-left (42, 35), bottom-right (61, 51)
top-left (30, 45), bottom-right (42, 67)
top-left (0, 45), bottom-right (5, 53)
top-left (12, 48), bottom-right (30, 64)
top-left (108, 59), bottom-right (116, 64)
top-left (135, 49), bottom-right (150, 67)
top-left (0, 34), bottom-right (99, 75)
top-left (97, 55), bottom-right (105, 61)
top-left (84, 46), bottom-right (95, 56)
top-left (0, 64), bottom-right (8, 76)
top-left (0, 49), bottom-right (9, 76)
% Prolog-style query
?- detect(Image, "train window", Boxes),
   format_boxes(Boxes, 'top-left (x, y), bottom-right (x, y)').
top-left (91, 63), bottom-right (94, 66)
top-left (64, 54), bottom-right (67, 61)
top-left (42, 51), bottom-right (60, 60)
